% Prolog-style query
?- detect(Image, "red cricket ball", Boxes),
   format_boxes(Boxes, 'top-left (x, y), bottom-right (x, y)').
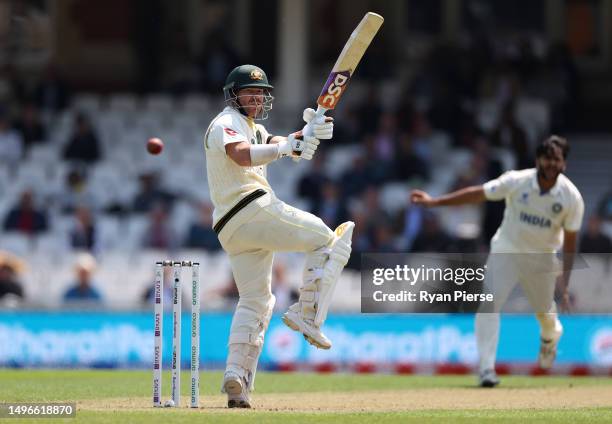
top-left (147, 137), bottom-right (164, 155)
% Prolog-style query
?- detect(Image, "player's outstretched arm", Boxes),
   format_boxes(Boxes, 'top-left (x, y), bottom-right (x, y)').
top-left (225, 133), bottom-right (321, 167)
top-left (410, 185), bottom-right (486, 207)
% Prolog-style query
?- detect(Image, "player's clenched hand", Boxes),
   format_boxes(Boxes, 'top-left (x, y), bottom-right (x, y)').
top-left (279, 131), bottom-right (320, 160)
top-left (410, 190), bottom-right (435, 207)
top-left (303, 108), bottom-right (334, 139)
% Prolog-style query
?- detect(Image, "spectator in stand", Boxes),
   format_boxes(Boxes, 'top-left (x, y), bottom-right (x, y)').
top-left (184, 201), bottom-right (221, 251)
top-left (0, 64), bottom-right (26, 105)
top-left (54, 168), bottom-right (97, 214)
top-left (360, 185), bottom-right (393, 229)
top-left (63, 253), bottom-right (103, 304)
top-left (411, 212), bottom-right (456, 253)
top-left (597, 190), bottom-right (612, 222)
top-left (339, 152), bottom-right (371, 200)
top-left (0, 251), bottom-right (25, 303)
top-left (142, 202), bottom-right (178, 250)
top-left (208, 271), bottom-right (240, 310)
top-left (3, 190), bottom-right (48, 235)
top-left (132, 172), bottom-right (175, 213)
top-left (313, 179), bottom-right (347, 229)
top-left (34, 63), bottom-right (70, 113)
top-left (13, 102), bottom-right (47, 152)
top-left (354, 85), bottom-right (383, 135)
top-left (490, 101), bottom-right (531, 169)
top-left (198, 30), bottom-right (240, 94)
top-left (297, 153), bottom-right (327, 209)
top-left (394, 132), bottom-right (429, 182)
top-left (580, 215), bottom-right (612, 253)
top-left (345, 208), bottom-right (372, 270)
top-left (547, 42), bottom-right (580, 130)
top-left (398, 201), bottom-right (425, 252)
top-left (369, 111), bottom-right (399, 182)
top-left (70, 205), bottom-right (98, 252)
top-left (271, 262), bottom-right (298, 312)
top-left (371, 222), bottom-right (397, 253)
top-left (0, 109), bottom-right (24, 163)
top-left (408, 110), bottom-right (434, 161)
top-left (63, 113), bottom-right (102, 164)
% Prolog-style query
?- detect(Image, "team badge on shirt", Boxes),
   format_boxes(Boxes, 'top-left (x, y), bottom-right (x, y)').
top-left (552, 202), bottom-right (563, 214)
top-left (519, 192), bottom-right (529, 205)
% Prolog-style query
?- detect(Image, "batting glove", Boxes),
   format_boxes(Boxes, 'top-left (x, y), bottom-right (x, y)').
top-left (303, 108), bottom-right (334, 140)
top-left (278, 131), bottom-right (320, 160)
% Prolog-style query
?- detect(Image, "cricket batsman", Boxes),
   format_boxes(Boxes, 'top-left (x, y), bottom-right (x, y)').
top-left (411, 136), bottom-right (584, 387)
top-left (204, 65), bottom-right (354, 407)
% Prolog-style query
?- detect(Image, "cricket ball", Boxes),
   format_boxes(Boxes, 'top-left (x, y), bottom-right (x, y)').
top-left (147, 137), bottom-right (164, 155)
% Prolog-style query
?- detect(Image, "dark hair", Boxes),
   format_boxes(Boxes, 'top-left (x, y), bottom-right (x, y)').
top-left (536, 135), bottom-right (569, 159)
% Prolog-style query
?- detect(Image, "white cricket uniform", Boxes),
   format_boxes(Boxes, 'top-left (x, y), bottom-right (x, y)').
top-left (204, 106), bottom-right (334, 390)
top-left (476, 168), bottom-right (584, 372)
top-left (483, 168), bottom-right (584, 254)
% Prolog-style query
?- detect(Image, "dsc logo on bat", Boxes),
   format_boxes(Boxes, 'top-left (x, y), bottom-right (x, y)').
top-left (318, 71), bottom-right (351, 109)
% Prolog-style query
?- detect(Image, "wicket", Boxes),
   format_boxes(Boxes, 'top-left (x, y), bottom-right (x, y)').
top-left (152, 260), bottom-right (201, 408)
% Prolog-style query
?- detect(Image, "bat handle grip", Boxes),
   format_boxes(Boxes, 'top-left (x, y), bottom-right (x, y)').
top-left (294, 105), bottom-right (329, 162)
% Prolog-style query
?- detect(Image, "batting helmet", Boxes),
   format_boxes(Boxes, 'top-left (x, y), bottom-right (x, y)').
top-left (223, 65), bottom-right (273, 97)
top-left (223, 65), bottom-right (274, 120)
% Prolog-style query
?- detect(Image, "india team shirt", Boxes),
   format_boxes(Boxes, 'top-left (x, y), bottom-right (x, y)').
top-left (483, 168), bottom-right (584, 253)
top-left (204, 106), bottom-right (273, 227)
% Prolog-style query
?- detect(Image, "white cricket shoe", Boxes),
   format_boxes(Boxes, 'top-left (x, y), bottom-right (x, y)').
top-left (282, 304), bottom-right (331, 349)
top-left (538, 327), bottom-right (563, 369)
top-left (479, 369), bottom-right (500, 388)
top-left (223, 372), bottom-right (251, 408)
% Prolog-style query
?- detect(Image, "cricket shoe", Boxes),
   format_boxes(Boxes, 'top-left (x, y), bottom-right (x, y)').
top-left (479, 369), bottom-right (500, 388)
top-left (282, 305), bottom-right (331, 349)
top-left (538, 326), bottom-right (563, 369)
top-left (223, 371), bottom-right (251, 408)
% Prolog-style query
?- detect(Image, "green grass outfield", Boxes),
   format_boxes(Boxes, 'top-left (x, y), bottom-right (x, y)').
top-left (0, 369), bottom-right (611, 423)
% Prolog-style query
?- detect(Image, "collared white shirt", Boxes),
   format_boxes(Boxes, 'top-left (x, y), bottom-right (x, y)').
top-left (483, 168), bottom-right (584, 253)
top-left (204, 106), bottom-right (273, 227)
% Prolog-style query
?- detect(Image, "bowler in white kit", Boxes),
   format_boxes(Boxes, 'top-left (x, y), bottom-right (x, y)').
top-left (411, 136), bottom-right (584, 387)
top-left (204, 65), bottom-right (354, 407)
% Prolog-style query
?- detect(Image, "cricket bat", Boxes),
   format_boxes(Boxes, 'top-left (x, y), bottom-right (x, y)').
top-left (303, 12), bottom-right (384, 136)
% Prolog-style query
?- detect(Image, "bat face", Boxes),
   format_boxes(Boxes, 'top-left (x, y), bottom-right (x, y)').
top-left (316, 12), bottom-right (384, 110)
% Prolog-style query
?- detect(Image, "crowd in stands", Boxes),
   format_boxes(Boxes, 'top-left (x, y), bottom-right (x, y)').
top-left (1, 35), bottom-right (612, 309)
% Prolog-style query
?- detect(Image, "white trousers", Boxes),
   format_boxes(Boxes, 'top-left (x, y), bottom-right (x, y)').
top-left (218, 193), bottom-right (334, 389)
top-left (476, 253), bottom-right (562, 372)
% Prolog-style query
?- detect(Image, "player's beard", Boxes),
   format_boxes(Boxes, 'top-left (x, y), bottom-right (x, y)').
top-left (239, 98), bottom-right (263, 119)
top-left (537, 164), bottom-right (562, 182)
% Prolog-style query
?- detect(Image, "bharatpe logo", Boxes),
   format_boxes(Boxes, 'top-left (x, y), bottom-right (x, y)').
top-left (318, 71), bottom-right (351, 109)
top-left (590, 329), bottom-right (612, 365)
